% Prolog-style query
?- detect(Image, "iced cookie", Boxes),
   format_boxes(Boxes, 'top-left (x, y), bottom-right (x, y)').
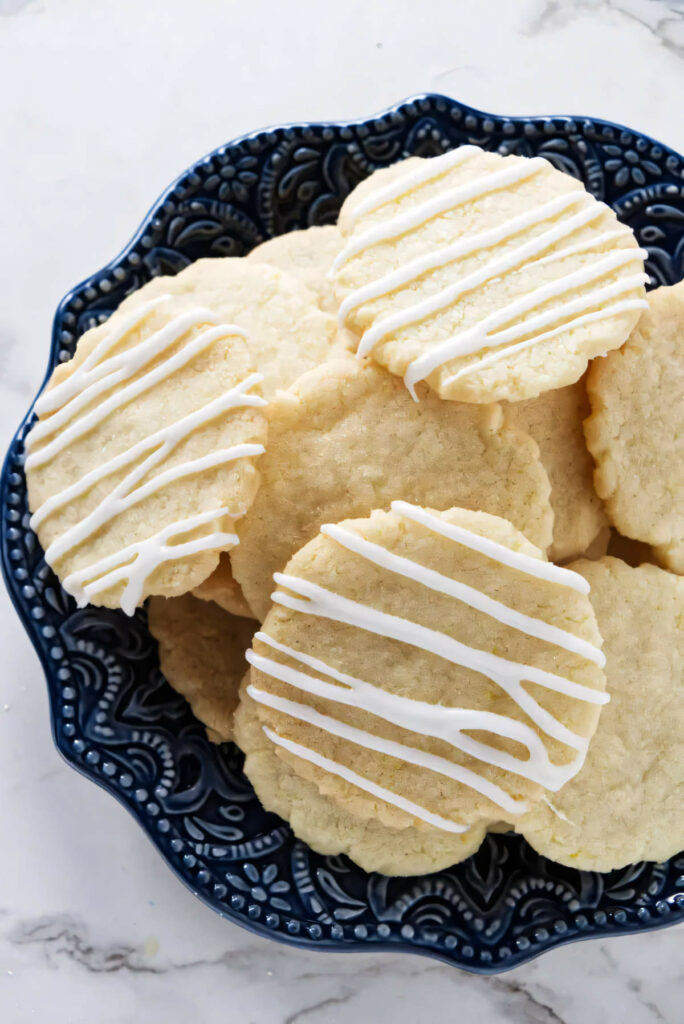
top-left (118, 257), bottom-right (339, 398)
top-left (585, 282), bottom-right (684, 573)
top-left (517, 557), bottom-right (684, 870)
top-left (230, 357), bottom-right (554, 620)
top-left (333, 146), bottom-right (646, 403)
top-left (26, 297), bottom-right (267, 613)
top-left (234, 682), bottom-right (487, 875)
top-left (192, 552), bottom-right (255, 618)
top-left (247, 226), bottom-right (342, 312)
top-left (507, 379), bottom-right (607, 561)
top-left (238, 503), bottom-right (606, 872)
top-left (148, 593), bottom-right (255, 743)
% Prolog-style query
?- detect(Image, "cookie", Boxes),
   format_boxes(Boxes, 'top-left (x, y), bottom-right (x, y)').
top-left (247, 225), bottom-right (342, 312)
top-left (234, 682), bottom-right (488, 875)
top-left (148, 593), bottom-right (255, 743)
top-left (517, 557), bottom-right (684, 870)
top-left (191, 552), bottom-right (255, 618)
top-left (26, 298), bottom-right (267, 613)
top-left (507, 379), bottom-right (607, 561)
top-left (333, 146), bottom-right (646, 403)
top-left (230, 357), bottom-right (554, 621)
top-left (239, 503), bottom-right (606, 867)
top-left (118, 257), bottom-right (339, 398)
top-left (585, 282), bottom-right (684, 573)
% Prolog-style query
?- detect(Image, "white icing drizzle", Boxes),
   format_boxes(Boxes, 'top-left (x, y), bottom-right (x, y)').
top-left (390, 502), bottom-right (590, 592)
top-left (441, 295), bottom-right (647, 389)
top-left (333, 145), bottom-right (646, 398)
top-left (332, 157), bottom-right (548, 271)
top-left (26, 316), bottom-right (242, 469)
top-left (247, 636), bottom-right (585, 791)
top-left (272, 574), bottom-right (605, 750)
top-left (63, 506), bottom-right (239, 614)
top-left (262, 726), bottom-right (470, 834)
top-left (355, 197), bottom-right (607, 359)
top-left (319, 523), bottom-right (605, 667)
top-left (248, 683), bottom-right (528, 814)
top-left (30, 375), bottom-right (266, 531)
top-left (347, 144), bottom-right (480, 225)
top-left (34, 296), bottom-right (171, 416)
top-left (403, 258), bottom-right (647, 396)
top-left (251, 509), bottom-right (605, 833)
top-left (29, 304), bottom-right (265, 615)
top-left (338, 192), bottom-right (593, 328)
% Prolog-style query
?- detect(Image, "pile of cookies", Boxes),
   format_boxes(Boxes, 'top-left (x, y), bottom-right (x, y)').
top-left (27, 145), bottom-right (683, 876)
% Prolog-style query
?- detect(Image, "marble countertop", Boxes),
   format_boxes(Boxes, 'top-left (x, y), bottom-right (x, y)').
top-left (1, 1), bottom-right (682, 1020)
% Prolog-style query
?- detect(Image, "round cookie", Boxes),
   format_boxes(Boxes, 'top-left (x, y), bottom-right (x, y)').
top-left (192, 552), bottom-right (255, 618)
top-left (148, 593), bottom-right (255, 743)
top-left (234, 682), bottom-right (488, 876)
top-left (26, 298), bottom-right (267, 613)
top-left (230, 357), bottom-right (554, 621)
top-left (585, 281), bottom-right (684, 574)
top-left (247, 226), bottom-right (342, 312)
top-left (242, 503), bottom-right (606, 852)
top-left (333, 146), bottom-right (646, 404)
top-left (118, 257), bottom-right (339, 398)
top-left (517, 557), bottom-right (684, 870)
top-left (507, 378), bottom-right (607, 562)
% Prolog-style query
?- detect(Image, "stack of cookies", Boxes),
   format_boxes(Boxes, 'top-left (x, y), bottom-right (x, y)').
top-left (26, 145), bottom-right (683, 876)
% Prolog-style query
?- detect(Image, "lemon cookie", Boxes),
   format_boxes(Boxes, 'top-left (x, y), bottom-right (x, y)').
top-left (192, 552), bottom-right (255, 618)
top-left (26, 298), bottom-right (267, 613)
top-left (507, 379), bottom-right (607, 561)
top-left (333, 146), bottom-right (646, 403)
top-left (239, 503), bottom-right (605, 870)
top-left (230, 357), bottom-right (554, 620)
top-left (118, 257), bottom-right (339, 398)
top-left (234, 682), bottom-right (488, 875)
top-left (585, 282), bottom-right (684, 573)
top-left (517, 557), bottom-right (684, 870)
top-left (148, 593), bottom-right (255, 743)
top-left (247, 226), bottom-right (342, 312)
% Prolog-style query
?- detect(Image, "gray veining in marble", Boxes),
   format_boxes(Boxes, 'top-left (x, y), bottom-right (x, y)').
top-left (0, 1), bottom-right (682, 1021)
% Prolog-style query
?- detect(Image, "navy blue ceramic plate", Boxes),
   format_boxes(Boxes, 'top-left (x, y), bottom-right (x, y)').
top-left (2, 95), bottom-right (683, 973)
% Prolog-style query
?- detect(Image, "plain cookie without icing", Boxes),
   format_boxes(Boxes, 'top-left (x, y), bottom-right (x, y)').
top-left (149, 593), bottom-right (256, 743)
top-left (585, 282), bottom-right (684, 573)
top-left (230, 357), bottom-right (554, 621)
top-left (247, 226), bottom-right (342, 312)
top-left (117, 257), bottom-right (339, 399)
top-left (507, 379), bottom-right (607, 562)
top-left (26, 298), bottom-right (267, 613)
top-left (333, 146), bottom-right (646, 404)
top-left (241, 504), bottom-right (606, 858)
top-left (192, 551), bottom-right (256, 618)
top-left (517, 557), bottom-right (684, 870)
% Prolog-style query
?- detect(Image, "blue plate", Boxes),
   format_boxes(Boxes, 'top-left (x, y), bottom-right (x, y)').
top-left (2, 94), bottom-right (683, 973)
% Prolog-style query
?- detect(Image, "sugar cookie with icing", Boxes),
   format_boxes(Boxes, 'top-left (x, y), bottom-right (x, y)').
top-left (247, 225), bottom-right (342, 312)
top-left (507, 378), bottom-right (607, 562)
top-left (26, 298), bottom-right (267, 613)
top-left (333, 146), bottom-right (646, 403)
top-left (234, 680), bottom-right (488, 875)
top-left (148, 593), bottom-right (255, 743)
top-left (585, 282), bottom-right (684, 574)
top-left (117, 257), bottom-right (339, 399)
top-left (517, 557), bottom-right (683, 870)
top-left (230, 357), bottom-right (554, 621)
top-left (238, 503), bottom-right (606, 870)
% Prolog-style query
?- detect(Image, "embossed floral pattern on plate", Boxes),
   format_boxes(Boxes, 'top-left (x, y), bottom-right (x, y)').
top-left (2, 94), bottom-right (683, 973)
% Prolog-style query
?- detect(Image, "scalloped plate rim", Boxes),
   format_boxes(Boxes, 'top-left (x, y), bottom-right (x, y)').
top-left (3, 92), bottom-right (683, 973)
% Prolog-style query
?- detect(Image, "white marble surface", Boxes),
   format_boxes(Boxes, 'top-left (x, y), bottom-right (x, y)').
top-left (1, 0), bottom-right (682, 1020)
